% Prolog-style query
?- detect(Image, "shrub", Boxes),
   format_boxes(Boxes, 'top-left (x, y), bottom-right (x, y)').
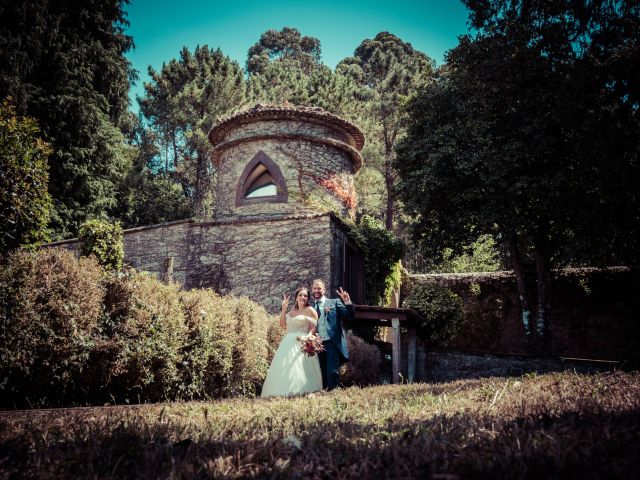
top-left (0, 248), bottom-right (104, 407)
top-left (266, 316), bottom-right (285, 363)
top-left (341, 334), bottom-right (381, 386)
top-left (101, 269), bottom-right (187, 403)
top-left (403, 283), bottom-right (464, 345)
top-left (0, 97), bottom-right (52, 254)
top-left (0, 249), bottom-right (277, 407)
top-left (230, 297), bottom-right (270, 396)
top-left (78, 219), bottom-right (124, 271)
top-left (179, 289), bottom-right (236, 399)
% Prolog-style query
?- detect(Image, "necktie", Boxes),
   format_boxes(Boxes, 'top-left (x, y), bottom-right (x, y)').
top-left (314, 301), bottom-right (321, 317)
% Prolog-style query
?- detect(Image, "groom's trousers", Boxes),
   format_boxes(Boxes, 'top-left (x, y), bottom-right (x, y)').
top-left (318, 340), bottom-right (341, 390)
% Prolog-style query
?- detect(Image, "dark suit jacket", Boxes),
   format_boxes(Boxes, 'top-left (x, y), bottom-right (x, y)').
top-left (319, 298), bottom-right (353, 362)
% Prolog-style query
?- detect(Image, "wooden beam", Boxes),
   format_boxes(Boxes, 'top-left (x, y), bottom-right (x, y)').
top-left (353, 311), bottom-right (409, 321)
top-left (407, 328), bottom-right (417, 383)
top-left (391, 317), bottom-right (401, 384)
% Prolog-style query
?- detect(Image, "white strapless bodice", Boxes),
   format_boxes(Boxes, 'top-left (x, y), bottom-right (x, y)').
top-left (286, 314), bottom-right (317, 334)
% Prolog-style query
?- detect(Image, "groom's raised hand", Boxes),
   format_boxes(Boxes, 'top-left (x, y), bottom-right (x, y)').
top-left (336, 287), bottom-right (351, 305)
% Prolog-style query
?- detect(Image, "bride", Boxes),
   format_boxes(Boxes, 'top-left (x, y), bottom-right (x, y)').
top-left (260, 286), bottom-right (323, 398)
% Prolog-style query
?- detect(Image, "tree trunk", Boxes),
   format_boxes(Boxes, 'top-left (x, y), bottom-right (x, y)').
top-left (534, 246), bottom-right (551, 356)
top-left (384, 127), bottom-right (396, 231)
top-left (384, 155), bottom-right (394, 230)
top-left (509, 237), bottom-right (535, 348)
top-left (194, 150), bottom-right (211, 220)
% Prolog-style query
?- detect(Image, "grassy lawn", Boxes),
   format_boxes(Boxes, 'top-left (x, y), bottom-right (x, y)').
top-left (1, 371), bottom-right (638, 479)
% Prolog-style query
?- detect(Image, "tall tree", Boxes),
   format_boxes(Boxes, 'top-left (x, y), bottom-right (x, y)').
top-left (338, 32), bottom-right (435, 229)
top-left (114, 116), bottom-right (191, 228)
top-left (0, 0), bottom-right (135, 238)
top-left (246, 27), bottom-right (322, 76)
top-left (140, 46), bottom-right (245, 219)
top-left (396, 0), bottom-right (640, 354)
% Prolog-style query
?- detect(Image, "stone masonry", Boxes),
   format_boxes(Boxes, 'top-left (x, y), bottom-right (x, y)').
top-left (49, 105), bottom-right (366, 313)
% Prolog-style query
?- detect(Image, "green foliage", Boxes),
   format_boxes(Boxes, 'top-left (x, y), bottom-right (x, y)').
top-left (339, 32), bottom-right (436, 228)
top-left (0, 0), bottom-right (135, 238)
top-left (140, 45), bottom-right (245, 219)
top-left (384, 260), bottom-right (403, 306)
top-left (101, 269), bottom-right (188, 402)
top-left (0, 249), bottom-right (105, 407)
top-left (229, 298), bottom-right (270, 396)
top-left (78, 220), bottom-right (124, 271)
top-left (0, 98), bottom-right (52, 253)
top-left (0, 248), bottom-right (274, 407)
top-left (351, 215), bottom-right (405, 306)
top-left (246, 27), bottom-right (322, 75)
top-left (403, 283), bottom-right (464, 345)
top-left (397, 2), bottom-right (640, 268)
top-left (433, 235), bottom-right (502, 273)
top-left (396, 1), bottom-right (640, 353)
top-left (119, 174), bottom-right (192, 228)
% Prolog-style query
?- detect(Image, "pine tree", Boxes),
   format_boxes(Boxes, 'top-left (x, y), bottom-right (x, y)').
top-left (0, 0), bottom-right (135, 239)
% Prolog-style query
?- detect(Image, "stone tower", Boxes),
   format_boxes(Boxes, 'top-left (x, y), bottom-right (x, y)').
top-left (208, 104), bottom-right (364, 221)
top-left (49, 104), bottom-right (367, 312)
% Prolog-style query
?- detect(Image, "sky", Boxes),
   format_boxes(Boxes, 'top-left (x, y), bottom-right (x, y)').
top-left (124, 0), bottom-right (472, 110)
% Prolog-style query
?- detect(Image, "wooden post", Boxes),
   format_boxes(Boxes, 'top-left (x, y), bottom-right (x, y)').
top-left (391, 317), bottom-right (401, 384)
top-left (390, 288), bottom-right (400, 308)
top-left (408, 327), bottom-right (417, 383)
top-left (162, 257), bottom-right (174, 283)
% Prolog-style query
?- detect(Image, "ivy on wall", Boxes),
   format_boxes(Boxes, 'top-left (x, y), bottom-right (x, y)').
top-left (78, 220), bottom-right (124, 271)
top-left (403, 283), bottom-right (464, 345)
top-left (350, 215), bottom-right (405, 306)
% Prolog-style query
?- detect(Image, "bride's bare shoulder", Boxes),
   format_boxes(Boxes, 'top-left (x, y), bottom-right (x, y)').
top-left (302, 306), bottom-right (318, 319)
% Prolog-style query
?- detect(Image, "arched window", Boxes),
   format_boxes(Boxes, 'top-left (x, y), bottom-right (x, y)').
top-left (244, 163), bottom-right (277, 198)
top-left (235, 151), bottom-right (287, 206)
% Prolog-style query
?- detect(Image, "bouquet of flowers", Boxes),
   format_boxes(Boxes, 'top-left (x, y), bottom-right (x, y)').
top-left (297, 333), bottom-right (325, 357)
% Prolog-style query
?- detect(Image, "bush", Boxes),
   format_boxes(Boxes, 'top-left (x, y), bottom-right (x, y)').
top-left (0, 248), bottom-right (104, 407)
top-left (341, 334), bottom-right (381, 386)
top-left (230, 297), bottom-right (270, 396)
top-left (101, 269), bottom-right (188, 403)
top-left (0, 98), bottom-right (52, 254)
top-left (179, 290), bottom-right (236, 399)
top-left (0, 248), bottom-right (275, 407)
top-left (78, 219), bottom-right (124, 271)
top-left (266, 317), bottom-right (285, 362)
top-left (403, 283), bottom-right (464, 345)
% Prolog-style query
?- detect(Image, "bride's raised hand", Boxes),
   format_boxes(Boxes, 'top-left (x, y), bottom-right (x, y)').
top-left (281, 293), bottom-right (290, 310)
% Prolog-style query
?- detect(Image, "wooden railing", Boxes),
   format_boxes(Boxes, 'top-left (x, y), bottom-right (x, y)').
top-left (350, 305), bottom-right (422, 384)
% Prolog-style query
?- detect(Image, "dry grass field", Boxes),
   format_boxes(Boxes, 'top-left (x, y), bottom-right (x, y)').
top-left (1, 371), bottom-right (638, 479)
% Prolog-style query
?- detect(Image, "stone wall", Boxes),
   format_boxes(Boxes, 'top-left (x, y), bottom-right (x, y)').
top-left (214, 120), bottom-right (358, 220)
top-left (420, 350), bottom-right (619, 382)
top-left (124, 220), bottom-right (192, 285)
top-left (50, 213), bottom-right (355, 314)
top-left (183, 214), bottom-right (332, 312)
top-left (403, 268), bottom-right (640, 362)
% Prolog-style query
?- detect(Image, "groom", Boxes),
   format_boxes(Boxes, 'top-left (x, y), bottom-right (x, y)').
top-left (311, 279), bottom-right (354, 390)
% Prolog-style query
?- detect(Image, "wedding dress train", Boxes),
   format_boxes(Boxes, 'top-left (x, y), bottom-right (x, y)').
top-left (260, 315), bottom-right (323, 397)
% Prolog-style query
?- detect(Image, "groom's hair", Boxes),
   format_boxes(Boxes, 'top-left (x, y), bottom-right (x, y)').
top-left (311, 279), bottom-right (325, 289)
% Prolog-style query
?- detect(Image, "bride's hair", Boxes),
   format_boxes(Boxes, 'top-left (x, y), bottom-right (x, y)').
top-left (293, 286), bottom-right (310, 309)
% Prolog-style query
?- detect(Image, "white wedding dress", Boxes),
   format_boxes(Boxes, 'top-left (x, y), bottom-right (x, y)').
top-left (260, 315), bottom-right (323, 397)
